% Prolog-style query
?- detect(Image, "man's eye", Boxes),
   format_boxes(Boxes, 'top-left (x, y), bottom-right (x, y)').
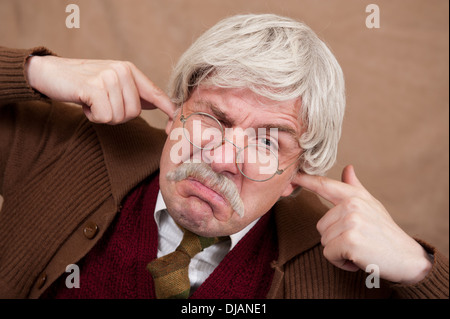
top-left (261, 138), bottom-right (271, 146)
top-left (259, 137), bottom-right (279, 151)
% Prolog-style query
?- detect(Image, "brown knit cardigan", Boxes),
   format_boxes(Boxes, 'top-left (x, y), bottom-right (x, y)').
top-left (0, 47), bottom-right (448, 299)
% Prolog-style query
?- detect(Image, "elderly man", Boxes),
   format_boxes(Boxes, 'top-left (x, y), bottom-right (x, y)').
top-left (0, 14), bottom-right (448, 299)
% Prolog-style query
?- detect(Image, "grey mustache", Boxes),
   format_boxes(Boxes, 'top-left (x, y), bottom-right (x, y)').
top-left (166, 163), bottom-right (245, 218)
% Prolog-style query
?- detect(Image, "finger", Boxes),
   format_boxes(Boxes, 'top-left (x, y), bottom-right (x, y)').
top-left (109, 61), bottom-right (142, 122)
top-left (82, 104), bottom-right (92, 120)
top-left (316, 204), bottom-right (345, 237)
top-left (103, 70), bottom-right (125, 124)
top-left (122, 86), bottom-right (141, 122)
top-left (341, 260), bottom-right (360, 272)
top-left (120, 72), bottom-right (142, 122)
top-left (128, 63), bottom-right (176, 119)
top-left (319, 209), bottom-right (360, 246)
top-left (295, 173), bottom-right (359, 205)
top-left (322, 232), bottom-right (361, 272)
top-left (81, 88), bottom-right (113, 123)
top-left (318, 195), bottom-right (372, 239)
top-left (341, 165), bottom-right (364, 189)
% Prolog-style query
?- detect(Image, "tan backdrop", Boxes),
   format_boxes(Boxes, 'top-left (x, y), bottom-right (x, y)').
top-left (0, 0), bottom-right (448, 257)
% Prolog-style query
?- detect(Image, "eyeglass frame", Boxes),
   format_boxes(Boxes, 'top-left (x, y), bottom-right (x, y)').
top-left (178, 107), bottom-right (301, 182)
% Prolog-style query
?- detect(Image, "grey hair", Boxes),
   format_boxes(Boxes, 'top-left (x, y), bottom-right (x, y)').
top-left (168, 14), bottom-right (346, 176)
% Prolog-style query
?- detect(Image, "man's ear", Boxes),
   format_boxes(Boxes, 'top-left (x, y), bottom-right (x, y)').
top-left (280, 171), bottom-right (304, 197)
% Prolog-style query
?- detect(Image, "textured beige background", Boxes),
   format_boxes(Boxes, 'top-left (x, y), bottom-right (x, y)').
top-left (0, 0), bottom-right (448, 257)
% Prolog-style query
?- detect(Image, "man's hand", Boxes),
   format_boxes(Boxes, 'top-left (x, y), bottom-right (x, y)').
top-left (25, 55), bottom-right (176, 124)
top-left (296, 165), bottom-right (433, 284)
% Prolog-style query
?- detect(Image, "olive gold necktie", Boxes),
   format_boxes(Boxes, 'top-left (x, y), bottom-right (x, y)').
top-left (147, 226), bottom-right (223, 299)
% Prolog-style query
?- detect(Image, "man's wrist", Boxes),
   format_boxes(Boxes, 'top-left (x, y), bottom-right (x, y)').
top-left (24, 55), bottom-right (41, 90)
top-left (24, 54), bottom-right (54, 99)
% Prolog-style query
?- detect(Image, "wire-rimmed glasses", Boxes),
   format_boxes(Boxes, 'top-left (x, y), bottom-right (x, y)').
top-left (179, 110), bottom-right (299, 182)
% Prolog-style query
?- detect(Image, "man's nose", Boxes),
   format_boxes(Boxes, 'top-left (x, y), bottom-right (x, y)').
top-left (205, 131), bottom-right (241, 176)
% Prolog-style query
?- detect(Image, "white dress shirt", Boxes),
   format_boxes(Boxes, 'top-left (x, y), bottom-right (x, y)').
top-left (153, 191), bottom-right (258, 293)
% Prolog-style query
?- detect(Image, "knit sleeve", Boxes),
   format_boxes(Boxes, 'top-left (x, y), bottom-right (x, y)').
top-left (390, 239), bottom-right (449, 299)
top-left (0, 46), bottom-right (55, 195)
top-left (0, 46), bottom-right (55, 104)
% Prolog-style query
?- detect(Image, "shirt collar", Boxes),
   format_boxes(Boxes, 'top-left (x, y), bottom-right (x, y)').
top-left (154, 190), bottom-right (258, 250)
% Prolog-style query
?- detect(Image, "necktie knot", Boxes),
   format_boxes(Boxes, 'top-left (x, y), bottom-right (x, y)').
top-left (147, 226), bottom-right (224, 299)
top-left (177, 229), bottom-right (221, 257)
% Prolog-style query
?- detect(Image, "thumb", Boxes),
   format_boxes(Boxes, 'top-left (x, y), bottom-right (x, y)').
top-left (341, 165), bottom-right (364, 188)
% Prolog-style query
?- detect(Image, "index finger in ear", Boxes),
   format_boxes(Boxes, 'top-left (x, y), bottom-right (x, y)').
top-left (127, 62), bottom-right (176, 119)
top-left (296, 173), bottom-right (359, 205)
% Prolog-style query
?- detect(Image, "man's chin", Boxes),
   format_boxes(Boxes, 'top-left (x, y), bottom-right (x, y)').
top-left (166, 196), bottom-right (240, 237)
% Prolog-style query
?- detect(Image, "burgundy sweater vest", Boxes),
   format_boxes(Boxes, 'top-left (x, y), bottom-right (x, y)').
top-left (42, 173), bottom-right (278, 299)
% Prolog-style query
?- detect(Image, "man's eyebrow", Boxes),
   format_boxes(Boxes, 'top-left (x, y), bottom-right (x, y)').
top-left (194, 99), bottom-right (234, 127)
top-left (261, 124), bottom-right (300, 144)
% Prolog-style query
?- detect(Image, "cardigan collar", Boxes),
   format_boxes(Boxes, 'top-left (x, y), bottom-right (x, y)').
top-left (93, 118), bottom-right (166, 208)
top-left (272, 190), bottom-right (326, 266)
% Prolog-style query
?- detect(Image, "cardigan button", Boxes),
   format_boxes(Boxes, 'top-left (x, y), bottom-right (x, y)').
top-left (36, 272), bottom-right (47, 289)
top-left (83, 221), bottom-right (99, 239)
